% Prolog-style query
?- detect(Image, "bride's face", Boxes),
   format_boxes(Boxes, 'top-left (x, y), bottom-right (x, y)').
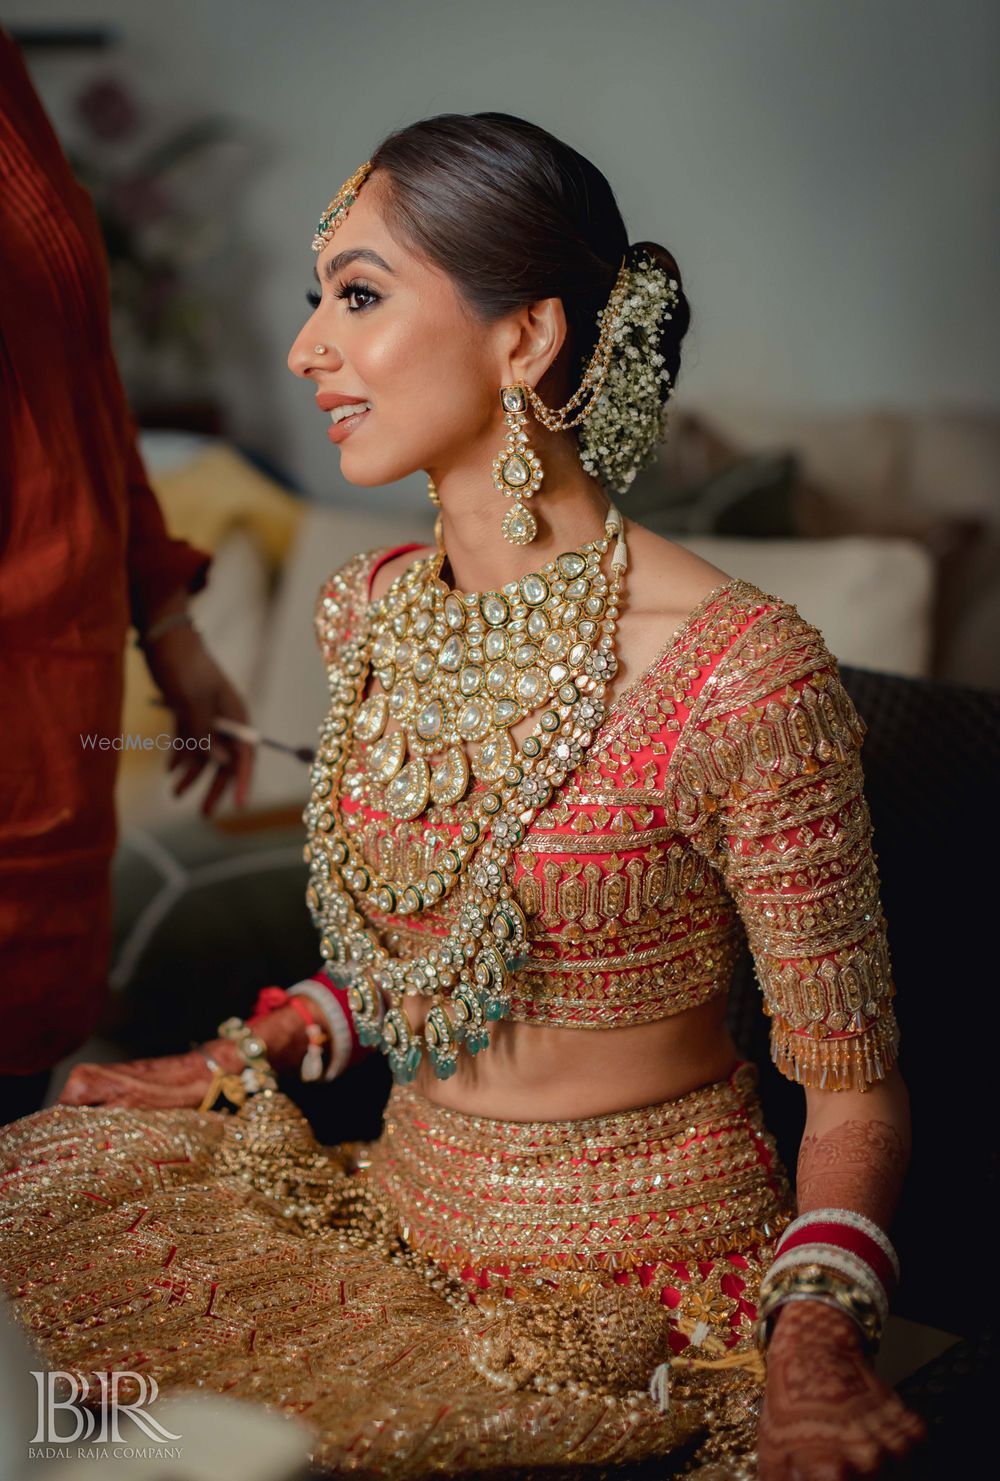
top-left (288, 178), bottom-right (504, 487)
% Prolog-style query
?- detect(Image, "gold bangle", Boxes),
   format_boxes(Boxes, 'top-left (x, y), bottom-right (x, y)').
top-left (216, 1016), bottom-right (278, 1096)
top-left (756, 1283), bottom-right (881, 1354)
top-left (755, 1267), bottom-right (882, 1354)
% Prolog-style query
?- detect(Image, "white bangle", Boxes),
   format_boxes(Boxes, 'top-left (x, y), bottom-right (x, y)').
top-left (776, 1207), bottom-right (900, 1282)
top-left (288, 979), bottom-right (353, 1080)
top-left (136, 611), bottom-right (197, 648)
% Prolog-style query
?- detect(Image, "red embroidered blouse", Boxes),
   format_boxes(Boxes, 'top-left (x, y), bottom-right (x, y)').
top-left (311, 544), bottom-right (900, 1093)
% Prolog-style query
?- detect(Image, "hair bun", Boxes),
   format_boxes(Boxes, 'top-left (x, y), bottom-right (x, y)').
top-left (628, 239), bottom-right (681, 281)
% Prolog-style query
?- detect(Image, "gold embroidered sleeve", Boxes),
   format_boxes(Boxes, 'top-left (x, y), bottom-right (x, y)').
top-left (313, 548), bottom-right (387, 664)
top-left (673, 602), bottom-right (900, 1092)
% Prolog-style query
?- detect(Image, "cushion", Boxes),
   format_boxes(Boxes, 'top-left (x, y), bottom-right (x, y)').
top-left (140, 437), bottom-right (305, 568)
top-left (677, 534), bottom-right (935, 677)
top-left (630, 450), bottom-right (802, 538)
top-left (107, 815), bottom-right (316, 1050)
top-left (678, 400), bottom-right (909, 532)
top-left (106, 812), bottom-right (391, 1142)
top-left (662, 403), bottom-right (994, 687)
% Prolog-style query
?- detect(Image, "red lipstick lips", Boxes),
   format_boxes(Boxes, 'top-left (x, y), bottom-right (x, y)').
top-left (316, 391), bottom-right (369, 411)
top-left (318, 390), bottom-right (373, 443)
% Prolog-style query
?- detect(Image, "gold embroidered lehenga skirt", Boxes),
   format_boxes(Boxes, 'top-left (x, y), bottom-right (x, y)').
top-left (0, 1060), bottom-right (793, 1478)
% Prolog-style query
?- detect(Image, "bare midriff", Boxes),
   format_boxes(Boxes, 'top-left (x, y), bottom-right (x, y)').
top-left (407, 993), bottom-right (742, 1121)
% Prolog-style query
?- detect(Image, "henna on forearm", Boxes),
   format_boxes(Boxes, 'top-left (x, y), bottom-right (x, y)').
top-left (793, 1065), bottom-right (911, 1231)
top-left (796, 1117), bottom-right (908, 1231)
top-left (755, 1071), bottom-right (924, 1475)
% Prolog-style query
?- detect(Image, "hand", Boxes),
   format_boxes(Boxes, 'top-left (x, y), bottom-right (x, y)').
top-left (757, 1301), bottom-right (926, 1480)
top-left (57, 1039), bottom-right (246, 1111)
top-left (143, 617), bottom-right (254, 816)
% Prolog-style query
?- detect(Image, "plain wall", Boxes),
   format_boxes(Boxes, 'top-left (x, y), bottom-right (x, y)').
top-left (8, 0), bottom-right (999, 509)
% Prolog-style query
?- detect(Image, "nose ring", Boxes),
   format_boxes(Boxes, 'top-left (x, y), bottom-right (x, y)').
top-left (314, 343), bottom-right (327, 355)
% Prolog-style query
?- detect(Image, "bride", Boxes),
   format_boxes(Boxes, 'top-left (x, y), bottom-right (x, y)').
top-left (0, 112), bottom-right (924, 1480)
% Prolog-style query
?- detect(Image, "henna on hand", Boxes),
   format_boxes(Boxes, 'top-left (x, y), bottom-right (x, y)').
top-left (57, 1049), bottom-right (219, 1110)
top-left (54, 1006), bottom-right (309, 1111)
top-left (758, 1301), bottom-right (926, 1480)
top-left (796, 1117), bottom-right (908, 1231)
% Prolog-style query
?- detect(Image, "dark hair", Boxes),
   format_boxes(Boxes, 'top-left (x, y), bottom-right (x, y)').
top-left (369, 112), bottom-right (691, 406)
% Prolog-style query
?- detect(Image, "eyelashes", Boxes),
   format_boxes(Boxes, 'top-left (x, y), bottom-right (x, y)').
top-left (306, 277), bottom-right (381, 312)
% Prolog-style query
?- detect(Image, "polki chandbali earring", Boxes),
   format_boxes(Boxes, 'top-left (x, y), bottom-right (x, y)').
top-left (493, 383), bottom-right (543, 545)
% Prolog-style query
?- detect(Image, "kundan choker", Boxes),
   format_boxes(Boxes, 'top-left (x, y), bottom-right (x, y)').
top-left (303, 504), bottom-right (628, 1083)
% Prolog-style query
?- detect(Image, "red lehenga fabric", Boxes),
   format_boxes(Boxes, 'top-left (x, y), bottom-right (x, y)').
top-left (0, 544), bottom-right (900, 1478)
top-left (0, 1067), bottom-right (790, 1478)
top-left (0, 29), bottom-right (210, 1075)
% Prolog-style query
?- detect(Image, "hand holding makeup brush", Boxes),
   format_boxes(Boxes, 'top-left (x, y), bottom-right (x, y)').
top-left (149, 700), bottom-right (316, 766)
top-left (141, 608), bottom-right (255, 815)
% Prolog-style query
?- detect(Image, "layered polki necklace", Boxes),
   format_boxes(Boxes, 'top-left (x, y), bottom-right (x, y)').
top-left (304, 501), bottom-right (628, 1083)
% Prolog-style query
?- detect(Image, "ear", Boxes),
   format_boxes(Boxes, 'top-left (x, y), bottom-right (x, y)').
top-left (500, 297), bottom-right (567, 388)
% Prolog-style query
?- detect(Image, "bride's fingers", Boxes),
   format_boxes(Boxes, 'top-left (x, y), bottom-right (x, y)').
top-left (53, 1052), bottom-right (220, 1111)
top-left (57, 1078), bottom-right (195, 1111)
top-left (56, 1067), bottom-right (105, 1105)
top-left (55, 1065), bottom-right (167, 1107)
top-left (58, 1073), bottom-right (129, 1107)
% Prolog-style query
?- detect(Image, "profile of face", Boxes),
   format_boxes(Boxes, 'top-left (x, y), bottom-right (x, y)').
top-left (287, 175), bottom-right (565, 489)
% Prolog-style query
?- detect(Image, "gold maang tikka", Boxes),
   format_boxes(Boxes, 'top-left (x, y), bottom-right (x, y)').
top-left (312, 159), bottom-right (373, 253)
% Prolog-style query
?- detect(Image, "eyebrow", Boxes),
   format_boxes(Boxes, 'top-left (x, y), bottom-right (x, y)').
top-left (313, 247), bottom-right (396, 283)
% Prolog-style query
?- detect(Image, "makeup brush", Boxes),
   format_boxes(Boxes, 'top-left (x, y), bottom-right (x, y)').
top-left (150, 698), bottom-right (315, 764)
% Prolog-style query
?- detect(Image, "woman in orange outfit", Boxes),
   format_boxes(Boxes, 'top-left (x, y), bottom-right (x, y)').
top-left (0, 28), bottom-right (252, 1119)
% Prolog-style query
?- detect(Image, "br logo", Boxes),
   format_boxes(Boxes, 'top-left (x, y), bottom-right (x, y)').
top-left (30, 1371), bottom-right (182, 1444)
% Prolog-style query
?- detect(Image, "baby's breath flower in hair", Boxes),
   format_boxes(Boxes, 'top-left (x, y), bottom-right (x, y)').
top-left (577, 252), bottom-right (679, 494)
